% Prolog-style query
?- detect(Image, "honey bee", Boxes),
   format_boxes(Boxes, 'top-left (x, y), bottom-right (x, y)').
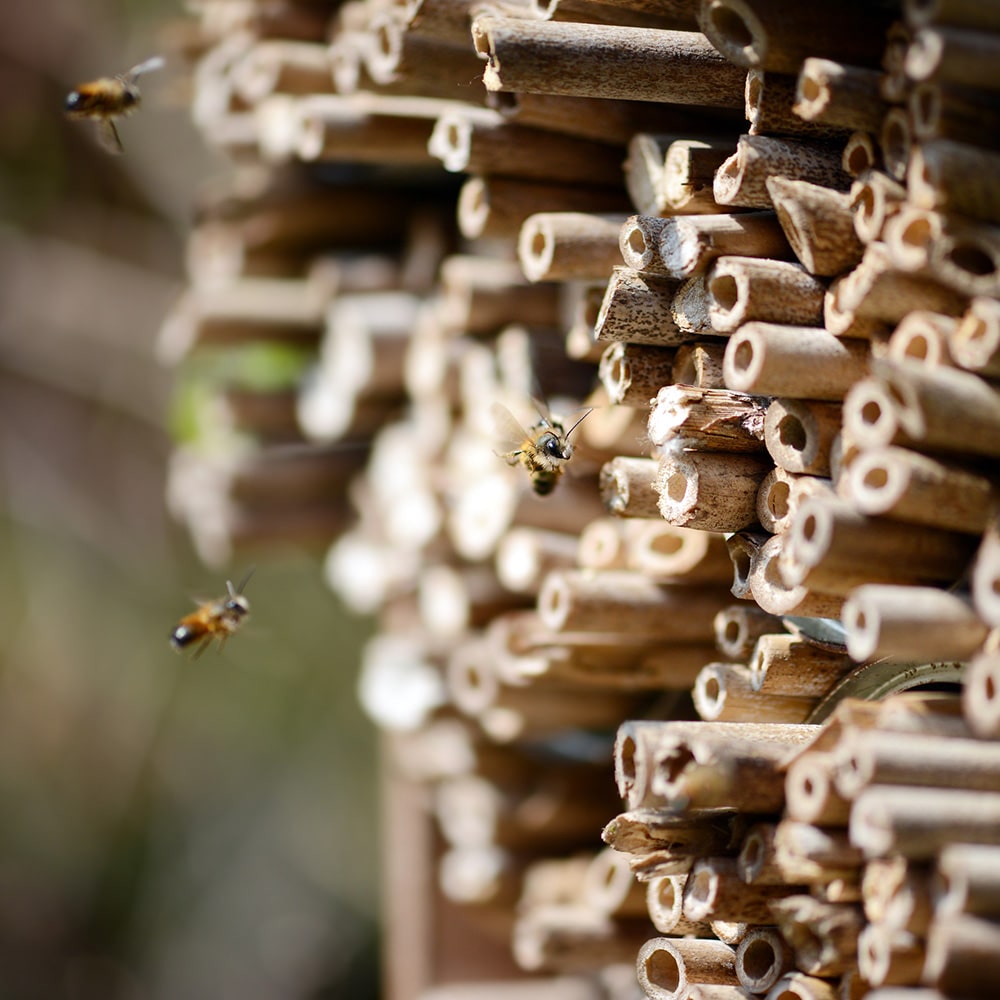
top-left (64, 55), bottom-right (165, 154)
top-left (492, 398), bottom-right (591, 496)
top-left (169, 569), bottom-right (254, 658)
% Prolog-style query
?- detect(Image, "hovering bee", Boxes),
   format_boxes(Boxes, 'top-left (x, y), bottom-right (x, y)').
top-left (492, 398), bottom-right (591, 496)
top-left (64, 55), bottom-right (165, 154)
top-left (169, 569), bottom-right (254, 658)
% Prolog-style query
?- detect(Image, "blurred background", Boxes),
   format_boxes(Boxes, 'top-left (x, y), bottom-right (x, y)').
top-left (0, 1), bottom-right (380, 997)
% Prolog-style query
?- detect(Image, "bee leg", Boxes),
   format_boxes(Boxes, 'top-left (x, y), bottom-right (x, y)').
top-left (192, 635), bottom-right (213, 660)
top-left (97, 118), bottom-right (124, 154)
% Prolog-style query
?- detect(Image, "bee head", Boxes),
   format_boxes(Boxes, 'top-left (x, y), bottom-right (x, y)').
top-left (224, 594), bottom-right (250, 619)
top-left (64, 91), bottom-right (83, 112)
top-left (539, 432), bottom-right (571, 462)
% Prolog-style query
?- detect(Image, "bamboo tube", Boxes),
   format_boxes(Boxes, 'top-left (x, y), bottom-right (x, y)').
top-left (781, 493), bottom-right (976, 595)
top-left (745, 69), bottom-right (845, 140)
top-left (714, 135), bottom-right (851, 210)
top-left (929, 217), bottom-right (1000, 300)
top-left (792, 58), bottom-right (885, 133)
top-left (842, 130), bottom-right (880, 177)
top-left (749, 634), bottom-right (852, 699)
top-left (736, 822), bottom-right (781, 884)
top-left (673, 342), bottom-right (728, 389)
top-left (672, 276), bottom-right (715, 335)
top-left (727, 530), bottom-right (769, 598)
top-left (648, 385), bottom-right (768, 453)
top-left (620, 214), bottom-right (673, 275)
top-left (495, 526), bottom-right (580, 593)
top-left (714, 605), bottom-right (786, 660)
top-left (684, 858), bottom-right (794, 924)
top-left (909, 78), bottom-right (1000, 154)
top-left (582, 848), bottom-right (650, 918)
top-left (763, 973), bottom-right (838, 1000)
top-left (723, 323), bottom-right (869, 401)
top-left (923, 913), bottom-right (1000, 996)
top-left (664, 138), bottom-right (735, 214)
top-left (711, 922), bottom-right (749, 947)
top-left (880, 107), bottom-right (914, 182)
top-left (973, 522), bottom-right (1000, 627)
top-left (655, 446), bottom-right (771, 532)
top-left (636, 937), bottom-right (739, 1000)
top-left (599, 342), bottom-right (677, 407)
top-left (698, 0), bottom-right (891, 73)
top-left (843, 583), bottom-right (987, 662)
top-left (706, 257), bottom-right (826, 332)
top-left (647, 875), bottom-right (714, 937)
top-left (909, 138), bottom-right (1000, 226)
top-left (428, 110), bottom-right (626, 186)
top-left (857, 924), bottom-right (925, 988)
top-left (578, 517), bottom-right (640, 571)
top-left (756, 468), bottom-right (832, 535)
top-left (885, 311), bottom-right (956, 367)
top-left (564, 284), bottom-right (607, 362)
top-left (862, 855), bottom-right (933, 933)
top-left (231, 40), bottom-right (335, 104)
top-left (905, 24), bottom-right (1000, 89)
top-left (768, 896), bottom-right (863, 976)
top-left (765, 177), bottom-right (863, 278)
top-left (600, 456), bottom-right (661, 517)
top-left (764, 399), bottom-right (840, 476)
top-left (772, 820), bottom-right (865, 884)
top-left (471, 15), bottom-right (746, 106)
top-left (602, 808), bottom-right (739, 864)
top-left (936, 843), bottom-right (1000, 918)
top-left (851, 786), bottom-right (1000, 858)
top-left (518, 213), bottom-right (628, 283)
top-left (850, 171), bottom-right (907, 245)
top-left (694, 662), bottom-right (817, 723)
top-left (538, 569), bottom-right (725, 639)
top-left (659, 213), bottom-right (794, 277)
top-left (964, 651), bottom-right (1000, 737)
top-left (735, 928), bottom-right (793, 996)
top-left (594, 267), bottom-right (687, 347)
top-left (748, 533), bottom-right (844, 619)
top-left (438, 844), bottom-right (523, 907)
top-left (458, 175), bottom-right (631, 241)
top-left (785, 751), bottom-right (852, 826)
top-left (626, 522), bottom-right (734, 582)
top-left (950, 296), bottom-right (1000, 375)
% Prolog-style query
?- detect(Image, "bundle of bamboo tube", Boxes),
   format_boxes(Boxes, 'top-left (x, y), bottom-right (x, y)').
top-left (162, 0), bottom-right (1000, 995)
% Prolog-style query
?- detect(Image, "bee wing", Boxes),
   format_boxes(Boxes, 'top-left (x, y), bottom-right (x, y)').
top-left (96, 118), bottom-right (124, 154)
top-left (123, 55), bottom-right (165, 81)
top-left (530, 396), bottom-right (555, 427)
top-left (491, 402), bottom-right (530, 457)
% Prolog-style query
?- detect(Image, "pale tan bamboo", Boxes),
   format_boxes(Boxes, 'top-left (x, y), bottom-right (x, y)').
top-left (937, 843), bottom-right (1000, 918)
top-left (930, 217), bottom-right (1000, 299)
top-left (850, 786), bottom-right (1000, 858)
top-left (684, 858), bottom-right (794, 924)
top-left (757, 469), bottom-right (835, 535)
top-left (772, 820), bottom-right (865, 884)
top-left (749, 634), bottom-right (853, 699)
top-left (672, 275), bottom-right (715, 334)
top-left (710, 922), bottom-right (749, 947)
top-left (880, 205), bottom-right (938, 274)
top-left (857, 923), bottom-right (925, 987)
top-left (762, 972), bottom-right (838, 1000)
top-left (736, 822), bottom-right (781, 884)
top-left (428, 109), bottom-right (626, 186)
top-left (656, 446), bottom-right (771, 532)
top-left (745, 69), bottom-right (846, 139)
top-left (764, 398), bottom-right (840, 476)
top-left (792, 58), bottom-right (885, 133)
top-left (599, 342), bottom-right (676, 407)
top-left (727, 530), bottom-right (769, 599)
top-left (647, 875), bottom-right (714, 937)
top-left (973, 521), bottom-right (1000, 627)
top-left (600, 456), bottom-right (661, 517)
top-left (886, 310), bottom-right (958, 368)
top-left (923, 913), bottom-right (1000, 996)
top-left (905, 24), bottom-right (1000, 89)
top-left (706, 257), bottom-right (826, 332)
top-left (659, 213), bottom-right (793, 277)
top-left (840, 376), bottom-right (909, 450)
top-left (472, 15), bottom-right (746, 106)
top-left (626, 521), bottom-right (734, 582)
top-left (518, 212), bottom-right (628, 283)
top-left (785, 751), bottom-right (853, 826)
top-left (849, 171), bottom-right (906, 248)
top-left (648, 385), bottom-right (768, 453)
top-left (880, 107), bottom-right (914, 181)
top-left (577, 517), bottom-right (635, 572)
top-left (950, 296), bottom-right (1000, 375)
top-left (768, 896), bottom-right (863, 976)
top-left (698, 0), bottom-right (891, 73)
top-left (620, 215), bottom-right (673, 274)
top-left (602, 809), bottom-right (738, 870)
top-left (538, 568), bottom-right (725, 639)
top-left (714, 605), bottom-right (786, 660)
top-left (673, 342), bottom-right (728, 388)
top-left (748, 533), bottom-right (845, 619)
top-left (735, 928), bottom-right (793, 996)
top-left (714, 135), bottom-right (851, 210)
top-left (964, 651), bottom-right (1000, 737)
top-left (693, 662), bottom-right (817, 723)
top-left (765, 177), bottom-right (863, 278)
top-left (495, 526), bottom-right (580, 594)
top-left (582, 847), bottom-right (650, 918)
top-left (564, 285), bottom-right (608, 361)
top-left (842, 584), bottom-right (988, 662)
top-left (861, 855), bottom-right (933, 933)
top-left (842, 130), bottom-right (880, 177)
top-left (780, 494), bottom-right (976, 595)
top-left (231, 41), bottom-right (335, 104)
top-left (723, 323), bottom-right (869, 400)
top-left (664, 139), bottom-right (735, 214)
top-left (909, 138), bottom-right (1000, 226)
top-left (636, 937), bottom-right (739, 1000)
top-left (594, 267), bottom-right (687, 347)
top-left (457, 175), bottom-right (631, 241)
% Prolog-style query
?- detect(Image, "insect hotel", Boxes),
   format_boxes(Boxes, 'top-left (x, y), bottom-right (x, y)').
top-left (163, 0), bottom-right (1000, 997)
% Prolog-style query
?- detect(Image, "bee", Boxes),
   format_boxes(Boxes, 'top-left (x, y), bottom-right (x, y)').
top-left (169, 569), bottom-right (254, 658)
top-left (492, 398), bottom-right (591, 496)
top-left (64, 55), bottom-right (165, 154)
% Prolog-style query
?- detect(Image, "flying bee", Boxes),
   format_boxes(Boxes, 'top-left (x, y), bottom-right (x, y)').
top-left (492, 398), bottom-right (591, 496)
top-left (169, 569), bottom-right (254, 659)
top-left (64, 55), bottom-right (165, 154)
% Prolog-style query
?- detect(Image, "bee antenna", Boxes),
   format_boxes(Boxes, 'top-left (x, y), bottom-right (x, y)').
top-left (564, 408), bottom-right (593, 440)
top-left (229, 566), bottom-right (256, 597)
